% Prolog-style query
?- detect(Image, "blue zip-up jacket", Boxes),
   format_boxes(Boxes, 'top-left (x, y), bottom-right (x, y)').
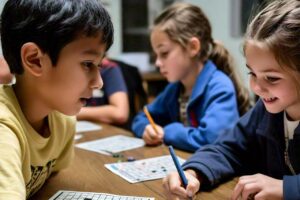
top-left (183, 100), bottom-right (299, 200)
top-left (132, 60), bottom-right (239, 152)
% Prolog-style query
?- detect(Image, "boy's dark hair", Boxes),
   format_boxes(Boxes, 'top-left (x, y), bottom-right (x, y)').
top-left (0, 0), bottom-right (114, 74)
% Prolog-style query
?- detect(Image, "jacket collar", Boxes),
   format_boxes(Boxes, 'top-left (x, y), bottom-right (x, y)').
top-left (261, 110), bottom-right (285, 146)
top-left (190, 60), bottom-right (217, 104)
top-left (168, 60), bottom-right (217, 102)
top-left (165, 60), bottom-right (217, 117)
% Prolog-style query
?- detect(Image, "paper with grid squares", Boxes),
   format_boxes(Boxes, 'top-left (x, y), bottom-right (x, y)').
top-left (49, 190), bottom-right (154, 200)
top-left (105, 155), bottom-right (185, 183)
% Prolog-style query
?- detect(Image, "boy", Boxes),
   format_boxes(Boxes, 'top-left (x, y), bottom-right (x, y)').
top-left (0, 0), bottom-right (113, 199)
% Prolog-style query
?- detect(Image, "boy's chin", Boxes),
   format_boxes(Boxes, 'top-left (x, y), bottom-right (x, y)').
top-left (60, 107), bottom-right (82, 116)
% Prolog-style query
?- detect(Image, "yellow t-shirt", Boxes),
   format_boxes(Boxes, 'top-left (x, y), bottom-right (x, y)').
top-left (0, 85), bottom-right (75, 199)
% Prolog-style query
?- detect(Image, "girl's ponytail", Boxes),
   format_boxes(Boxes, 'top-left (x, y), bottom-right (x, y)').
top-left (210, 41), bottom-right (251, 115)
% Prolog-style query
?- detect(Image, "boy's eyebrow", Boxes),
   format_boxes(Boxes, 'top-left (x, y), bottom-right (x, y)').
top-left (82, 49), bottom-right (105, 58)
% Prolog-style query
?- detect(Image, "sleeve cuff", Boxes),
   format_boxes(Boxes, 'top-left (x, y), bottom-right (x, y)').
top-left (283, 175), bottom-right (300, 200)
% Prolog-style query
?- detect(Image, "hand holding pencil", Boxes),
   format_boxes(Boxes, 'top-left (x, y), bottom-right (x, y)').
top-left (168, 146), bottom-right (195, 200)
top-left (163, 169), bottom-right (200, 200)
top-left (143, 106), bottom-right (164, 145)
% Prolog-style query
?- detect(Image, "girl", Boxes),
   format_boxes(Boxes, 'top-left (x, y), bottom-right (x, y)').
top-left (131, 3), bottom-right (250, 152)
top-left (163, 0), bottom-right (300, 199)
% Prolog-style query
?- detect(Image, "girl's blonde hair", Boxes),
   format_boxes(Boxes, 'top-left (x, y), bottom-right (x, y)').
top-left (245, 0), bottom-right (300, 73)
top-left (153, 2), bottom-right (250, 115)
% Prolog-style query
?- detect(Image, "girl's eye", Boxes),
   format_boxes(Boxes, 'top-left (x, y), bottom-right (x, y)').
top-left (160, 52), bottom-right (168, 58)
top-left (247, 71), bottom-right (256, 77)
top-left (265, 76), bottom-right (280, 83)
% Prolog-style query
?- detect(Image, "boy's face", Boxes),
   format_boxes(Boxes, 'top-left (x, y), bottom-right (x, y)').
top-left (245, 41), bottom-right (300, 120)
top-left (39, 34), bottom-right (106, 116)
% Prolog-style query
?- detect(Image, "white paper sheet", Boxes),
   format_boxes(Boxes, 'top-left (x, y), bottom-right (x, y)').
top-left (76, 120), bottom-right (102, 133)
top-left (105, 155), bottom-right (185, 183)
top-left (49, 190), bottom-right (154, 200)
top-left (75, 135), bottom-right (145, 155)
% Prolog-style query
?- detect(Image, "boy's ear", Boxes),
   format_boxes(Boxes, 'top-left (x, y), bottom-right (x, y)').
top-left (21, 42), bottom-right (46, 76)
top-left (187, 37), bottom-right (201, 58)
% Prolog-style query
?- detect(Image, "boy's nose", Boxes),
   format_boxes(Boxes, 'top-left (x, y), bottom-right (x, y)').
top-left (91, 71), bottom-right (103, 89)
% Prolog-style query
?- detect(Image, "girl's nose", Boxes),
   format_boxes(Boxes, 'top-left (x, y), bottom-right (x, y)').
top-left (155, 58), bottom-right (162, 68)
top-left (251, 79), bottom-right (267, 95)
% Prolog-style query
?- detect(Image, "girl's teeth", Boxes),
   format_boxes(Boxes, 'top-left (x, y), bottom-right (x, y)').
top-left (265, 97), bottom-right (275, 102)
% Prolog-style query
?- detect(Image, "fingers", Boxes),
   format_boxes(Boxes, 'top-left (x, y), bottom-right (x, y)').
top-left (163, 171), bottom-right (200, 200)
top-left (232, 175), bottom-right (261, 200)
top-left (241, 183), bottom-right (259, 200)
top-left (163, 172), bottom-right (189, 199)
top-left (143, 124), bottom-right (164, 145)
top-left (186, 175), bottom-right (200, 198)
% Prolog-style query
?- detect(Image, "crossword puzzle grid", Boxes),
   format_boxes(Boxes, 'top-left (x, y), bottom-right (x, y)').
top-left (49, 190), bottom-right (154, 200)
top-left (105, 155), bottom-right (185, 183)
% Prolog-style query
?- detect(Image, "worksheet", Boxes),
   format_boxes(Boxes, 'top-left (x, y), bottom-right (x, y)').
top-left (76, 120), bottom-right (102, 133)
top-left (75, 135), bottom-right (145, 155)
top-left (105, 155), bottom-right (185, 183)
top-left (49, 190), bottom-right (154, 200)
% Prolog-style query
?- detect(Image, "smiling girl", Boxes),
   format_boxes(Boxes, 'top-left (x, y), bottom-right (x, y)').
top-left (163, 0), bottom-right (300, 199)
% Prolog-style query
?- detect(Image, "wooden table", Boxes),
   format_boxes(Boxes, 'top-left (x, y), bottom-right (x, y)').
top-left (29, 124), bottom-right (236, 200)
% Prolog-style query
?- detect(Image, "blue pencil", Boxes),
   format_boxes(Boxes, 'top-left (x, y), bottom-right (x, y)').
top-left (168, 145), bottom-right (188, 188)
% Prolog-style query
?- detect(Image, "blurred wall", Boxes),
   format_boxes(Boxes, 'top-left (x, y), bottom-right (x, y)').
top-left (186, 0), bottom-right (248, 86)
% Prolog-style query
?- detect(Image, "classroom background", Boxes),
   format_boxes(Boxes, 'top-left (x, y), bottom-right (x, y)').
top-left (0, 1), bottom-right (279, 199)
top-left (0, 0), bottom-right (268, 100)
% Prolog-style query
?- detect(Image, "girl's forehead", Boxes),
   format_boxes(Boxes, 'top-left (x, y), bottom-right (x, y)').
top-left (245, 42), bottom-right (281, 70)
top-left (244, 40), bottom-right (268, 51)
top-left (151, 30), bottom-right (173, 48)
top-left (151, 28), bottom-right (169, 40)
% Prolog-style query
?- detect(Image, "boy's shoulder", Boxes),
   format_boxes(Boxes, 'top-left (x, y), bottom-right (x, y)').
top-left (0, 85), bottom-right (19, 118)
top-left (0, 85), bottom-right (30, 129)
top-left (0, 85), bottom-right (75, 134)
top-left (0, 85), bottom-right (27, 142)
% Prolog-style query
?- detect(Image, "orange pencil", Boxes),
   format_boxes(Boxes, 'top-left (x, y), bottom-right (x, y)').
top-left (143, 106), bottom-right (159, 134)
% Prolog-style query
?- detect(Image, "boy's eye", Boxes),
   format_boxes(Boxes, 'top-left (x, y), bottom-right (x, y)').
top-left (82, 61), bottom-right (102, 71)
top-left (82, 62), bottom-right (94, 69)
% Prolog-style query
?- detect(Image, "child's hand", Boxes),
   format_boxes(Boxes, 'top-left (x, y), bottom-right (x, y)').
top-left (162, 170), bottom-right (200, 200)
top-left (231, 173), bottom-right (283, 200)
top-left (142, 124), bottom-right (164, 145)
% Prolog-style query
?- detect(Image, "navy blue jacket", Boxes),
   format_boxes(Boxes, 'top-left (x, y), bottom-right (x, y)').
top-left (132, 60), bottom-right (239, 152)
top-left (183, 100), bottom-right (300, 200)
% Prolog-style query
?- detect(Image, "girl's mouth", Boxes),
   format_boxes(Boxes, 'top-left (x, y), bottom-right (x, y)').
top-left (263, 97), bottom-right (277, 103)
